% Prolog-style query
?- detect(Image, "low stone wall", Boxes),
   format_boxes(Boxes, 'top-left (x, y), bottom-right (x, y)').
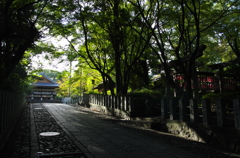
top-left (155, 119), bottom-right (240, 153)
top-left (88, 103), bottom-right (131, 119)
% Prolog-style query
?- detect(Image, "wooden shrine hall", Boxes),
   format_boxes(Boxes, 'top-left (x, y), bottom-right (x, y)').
top-left (30, 72), bottom-right (59, 101)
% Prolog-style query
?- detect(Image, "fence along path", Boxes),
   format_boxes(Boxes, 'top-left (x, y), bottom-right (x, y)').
top-left (74, 93), bottom-right (240, 129)
top-left (0, 90), bottom-right (25, 146)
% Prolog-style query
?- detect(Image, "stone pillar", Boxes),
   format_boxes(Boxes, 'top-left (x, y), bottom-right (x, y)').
top-left (216, 99), bottom-right (226, 127)
top-left (109, 96), bottom-right (112, 108)
top-left (119, 96), bottom-right (123, 110)
top-left (123, 96), bottom-right (127, 111)
top-left (112, 95), bottom-right (115, 109)
top-left (113, 96), bottom-right (116, 109)
top-left (116, 96), bottom-right (118, 109)
top-left (104, 95), bottom-right (108, 107)
top-left (126, 96), bottom-right (129, 111)
top-left (233, 98), bottom-right (240, 129)
top-left (161, 98), bottom-right (168, 119)
top-left (202, 99), bottom-right (211, 125)
top-left (189, 98), bottom-right (199, 123)
top-left (169, 98), bottom-right (177, 120)
top-left (128, 96), bottom-right (133, 112)
top-left (179, 98), bottom-right (187, 121)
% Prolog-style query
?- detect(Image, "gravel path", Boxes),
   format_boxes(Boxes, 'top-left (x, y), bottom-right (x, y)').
top-left (4, 103), bottom-right (240, 158)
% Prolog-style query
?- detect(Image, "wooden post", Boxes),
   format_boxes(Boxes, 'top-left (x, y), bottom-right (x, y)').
top-left (216, 99), bottom-right (226, 127)
top-left (202, 99), bottom-right (211, 125)
top-left (233, 98), bottom-right (240, 129)
top-left (179, 98), bottom-right (187, 121)
top-left (169, 98), bottom-right (177, 120)
top-left (161, 98), bottom-right (168, 119)
top-left (189, 98), bottom-right (199, 123)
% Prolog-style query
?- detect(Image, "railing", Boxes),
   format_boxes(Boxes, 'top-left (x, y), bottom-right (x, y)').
top-left (67, 97), bottom-right (83, 104)
top-left (174, 73), bottom-right (239, 92)
top-left (161, 98), bottom-right (240, 128)
top-left (0, 90), bottom-right (25, 135)
top-left (88, 94), bottom-right (132, 111)
top-left (82, 93), bottom-right (240, 129)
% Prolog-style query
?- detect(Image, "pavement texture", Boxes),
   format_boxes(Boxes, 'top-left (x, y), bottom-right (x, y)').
top-left (4, 103), bottom-right (240, 158)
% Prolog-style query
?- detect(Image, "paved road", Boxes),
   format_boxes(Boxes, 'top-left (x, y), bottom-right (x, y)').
top-left (37, 103), bottom-right (200, 158)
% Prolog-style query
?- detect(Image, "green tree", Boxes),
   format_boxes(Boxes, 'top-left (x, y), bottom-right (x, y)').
top-left (36, 0), bottom-right (152, 95)
top-left (0, 0), bottom-right (47, 90)
top-left (128, 0), bottom-right (239, 100)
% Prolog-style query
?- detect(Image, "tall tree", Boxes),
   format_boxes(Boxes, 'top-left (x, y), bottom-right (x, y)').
top-left (0, 0), bottom-right (46, 90)
top-left (78, 0), bottom-right (152, 95)
top-left (128, 0), bottom-right (239, 99)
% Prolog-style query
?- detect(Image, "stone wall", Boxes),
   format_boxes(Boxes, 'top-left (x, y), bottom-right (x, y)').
top-left (88, 103), bottom-right (131, 119)
top-left (158, 119), bottom-right (240, 153)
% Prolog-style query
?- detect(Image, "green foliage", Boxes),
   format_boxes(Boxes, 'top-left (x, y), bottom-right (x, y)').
top-left (202, 92), bottom-right (240, 101)
top-left (5, 0), bottom-right (239, 97)
top-left (0, 0), bottom-right (42, 87)
top-left (128, 88), bottom-right (163, 99)
top-left (1, 64), bottom-right (29, 92)
top-left (223, 64), bottom-right (240, 77)
top-left (56, 66), bottom-right (102, 97)
top-left (42, 69), bottom-right (61, 81)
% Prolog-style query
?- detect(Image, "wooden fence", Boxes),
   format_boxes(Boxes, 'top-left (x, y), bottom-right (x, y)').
top-left (0, 90), bottom-right (25, 140)
top-left (82, 93), bottom-right (240, 129)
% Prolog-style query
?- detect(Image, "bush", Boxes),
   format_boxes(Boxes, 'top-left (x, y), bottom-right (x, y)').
top-left (127, 88), bottom-right (163, 117)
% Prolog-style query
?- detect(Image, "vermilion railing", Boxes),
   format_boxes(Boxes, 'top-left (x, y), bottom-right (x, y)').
top-left (174, 74), bottom-right (239, 91)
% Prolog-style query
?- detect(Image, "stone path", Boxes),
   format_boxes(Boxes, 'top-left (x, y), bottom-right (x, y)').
top-left (38, 103), bottom-right (200, 158)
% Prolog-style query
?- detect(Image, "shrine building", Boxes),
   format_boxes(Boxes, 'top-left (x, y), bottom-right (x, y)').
top-left (30, 72), bottom-right (59, 101)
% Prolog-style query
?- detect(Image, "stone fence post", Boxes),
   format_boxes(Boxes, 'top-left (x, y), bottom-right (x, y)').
top-left (128, 97), bottom-right (134, 112)
top-left (202, 98), bottom-right (211, 125)
top-left (189, 98), bottom-right (199, 123)
top-left (169, 98), bottom-right (177, 120)
top-left (233, 98), bottom-right (240, 129)
top-left (216, 99), bottom-right (226, 127)
top-left (161, 98), bottom-right (168, 119)
top-left (179, 98), bottom-right (187, 121)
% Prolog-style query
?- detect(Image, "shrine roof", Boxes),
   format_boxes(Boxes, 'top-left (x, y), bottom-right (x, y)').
top-left (32, 82), bottom-right (59, 87)
top-left (31, 72), bottom-right (59, 87)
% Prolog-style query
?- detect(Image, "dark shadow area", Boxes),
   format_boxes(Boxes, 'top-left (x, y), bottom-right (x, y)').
top-left (72, 104), bottom-right (240, 158)
top-left (0, 104), bottom-right (30, 158)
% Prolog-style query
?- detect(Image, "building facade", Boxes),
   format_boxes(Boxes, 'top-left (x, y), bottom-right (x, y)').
top-left (30, 73), bottom-right (59, 101)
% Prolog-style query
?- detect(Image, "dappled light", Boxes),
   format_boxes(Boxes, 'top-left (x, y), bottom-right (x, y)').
top-left (1, 0), bottom-right (240, 157)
